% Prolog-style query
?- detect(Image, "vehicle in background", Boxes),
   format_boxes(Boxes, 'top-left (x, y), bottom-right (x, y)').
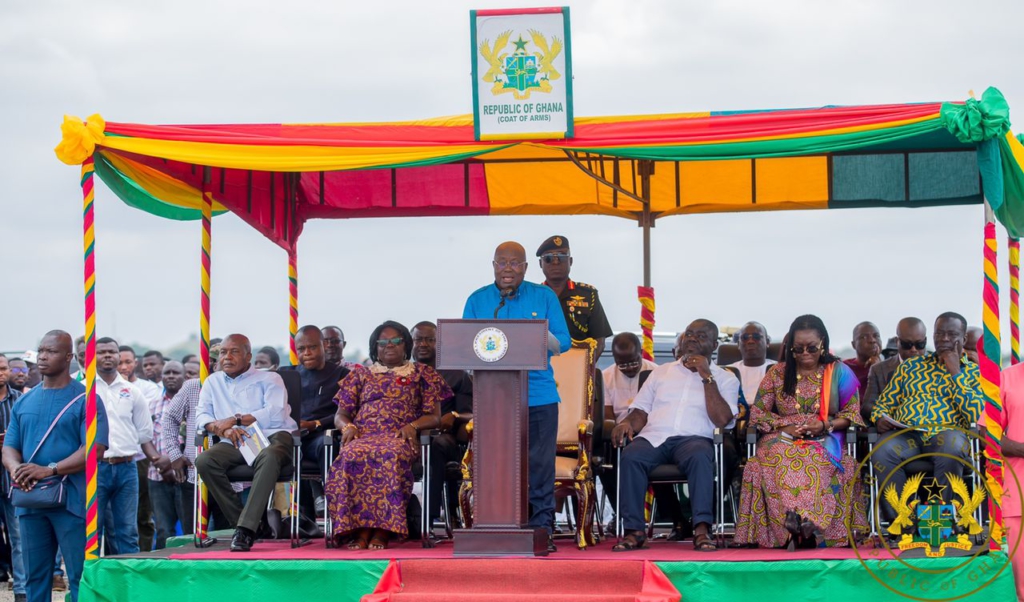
top-left (595, 332), bottom-right (678, 371)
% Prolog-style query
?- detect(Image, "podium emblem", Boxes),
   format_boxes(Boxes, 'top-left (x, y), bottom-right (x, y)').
top-left (473, 327), bottom-right (509, 362)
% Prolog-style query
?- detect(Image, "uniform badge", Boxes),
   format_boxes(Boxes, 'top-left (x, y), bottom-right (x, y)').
top-left (553, 236), bottom-right (563, 246)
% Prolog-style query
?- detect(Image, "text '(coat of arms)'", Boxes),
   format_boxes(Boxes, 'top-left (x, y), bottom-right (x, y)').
top-left (480, 30), bottom-right (562, 100)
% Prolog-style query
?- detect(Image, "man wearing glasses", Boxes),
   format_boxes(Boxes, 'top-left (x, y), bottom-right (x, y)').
top-left (194, 334), bottom-right (297, 552)
top-left (599, 333), bottom-right (657, 514)
top-left (7, 359), bottom-right (29, 394)
top-left (727, 322), bottom-right (775, 410)
top-left (536, 235), bottom-right (613, 361)
top-left (463, 241), bottom-right (571, 552)
top-left (861, 317), bottom-right (928, 424)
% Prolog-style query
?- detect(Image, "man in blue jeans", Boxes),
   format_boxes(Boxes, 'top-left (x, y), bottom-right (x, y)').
top-left (462, 241), bottom-right (571, 553)
top-left (147, 361), bottom-right (187, 549)
top-left (0, 354), bottom-right (25, 601)
top-left (2, 330), bottom-right (109, 602)
top-left (93, 337), bottom-right (157, 555)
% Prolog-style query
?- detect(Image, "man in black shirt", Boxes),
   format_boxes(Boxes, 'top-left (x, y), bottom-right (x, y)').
top-left (288, 325), bottom-right (349, 513)
top-left (537, 235), bottom-right (614, 361)
top-left (411, 321), bottom-right (472, 527)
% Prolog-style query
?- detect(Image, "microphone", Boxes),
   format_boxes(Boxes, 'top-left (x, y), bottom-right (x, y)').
top-left (494, 287), bottom-right (514, 319)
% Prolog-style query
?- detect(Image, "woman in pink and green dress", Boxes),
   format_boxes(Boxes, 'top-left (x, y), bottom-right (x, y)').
top-left (734, 314), bottom-right (868, 549)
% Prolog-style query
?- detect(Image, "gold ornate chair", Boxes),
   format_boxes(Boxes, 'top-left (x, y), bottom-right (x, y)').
top-left (457, 340), bottom-right (598, 549)
top-left (551, 339), bottom-right (598, 549)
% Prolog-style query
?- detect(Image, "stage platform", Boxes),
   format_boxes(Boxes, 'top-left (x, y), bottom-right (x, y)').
top-left (78, 535), bottom-right (1017, 602)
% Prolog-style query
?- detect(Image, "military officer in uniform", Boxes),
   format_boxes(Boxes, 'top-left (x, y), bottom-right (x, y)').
top-left (537, 235), bottom-right (614, 361)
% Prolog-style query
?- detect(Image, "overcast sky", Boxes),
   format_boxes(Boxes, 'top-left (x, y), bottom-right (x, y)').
top-left (2, 0), bottom-right (1022, 360)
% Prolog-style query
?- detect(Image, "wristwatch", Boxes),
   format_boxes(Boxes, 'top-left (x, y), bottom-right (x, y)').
top-left (701, 374), bottom-right (715, 385)
top-left (234, 413), bottom-right (243, 427)
top-left (47, 462), bottom-right (58, 476)
top-left (826, 419), bottom-right (835, 434)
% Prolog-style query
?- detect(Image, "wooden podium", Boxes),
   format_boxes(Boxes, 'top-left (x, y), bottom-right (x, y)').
top-left (436, 319), bottom-right (549, 556)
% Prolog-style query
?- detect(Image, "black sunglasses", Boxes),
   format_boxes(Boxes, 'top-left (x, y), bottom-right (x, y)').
top-left (740, 333), bottom-right (764, 342)
top-left (540, 253), bottom-right (571, 264)
top-left (791, 344), bottom-right (822, 355)
top-left (899, 339), bottom-right (927, 350)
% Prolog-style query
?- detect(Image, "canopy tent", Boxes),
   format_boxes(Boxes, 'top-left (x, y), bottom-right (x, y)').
top-left (55, 87), bottom-right (1024, 558)
top-left (63, 96), bottom-right (1024, 249)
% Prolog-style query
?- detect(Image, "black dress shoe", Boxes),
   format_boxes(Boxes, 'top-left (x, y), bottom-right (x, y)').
top-left (547, 537), bottom-right (557, 553)
top-left (231, 527), bottom-right (255, 552)
top-left (667, 522), bottom-right (693, 541)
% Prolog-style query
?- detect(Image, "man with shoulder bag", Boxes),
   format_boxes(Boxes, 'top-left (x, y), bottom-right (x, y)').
top-left (2, 331), bottom-right (109, 602)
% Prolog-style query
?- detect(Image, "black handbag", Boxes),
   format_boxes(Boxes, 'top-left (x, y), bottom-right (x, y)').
top-left (9, 393), bottom-right (83, 510)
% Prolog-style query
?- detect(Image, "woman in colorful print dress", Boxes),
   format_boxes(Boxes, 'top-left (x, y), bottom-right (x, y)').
top-left (325, 320), bottom-right (450, 550)
top-left (734, 314), bottom-right (868, 549)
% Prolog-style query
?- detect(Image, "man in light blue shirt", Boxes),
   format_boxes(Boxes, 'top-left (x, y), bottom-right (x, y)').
top-left (463, 241), bottom-right (571, 552)
top-left (194, 334), bottom-right (297, 552)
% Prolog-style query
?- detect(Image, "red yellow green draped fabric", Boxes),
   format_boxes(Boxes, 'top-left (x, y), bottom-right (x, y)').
top-left (55, 88), bottom-right (1024, 250)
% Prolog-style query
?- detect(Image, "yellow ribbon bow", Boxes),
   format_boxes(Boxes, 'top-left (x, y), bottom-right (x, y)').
top-left (54, 114), bottom-right (106, 165)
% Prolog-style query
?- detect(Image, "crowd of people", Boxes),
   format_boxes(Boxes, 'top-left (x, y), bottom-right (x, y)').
top-left (1, 233), bottom-right (1023, 601)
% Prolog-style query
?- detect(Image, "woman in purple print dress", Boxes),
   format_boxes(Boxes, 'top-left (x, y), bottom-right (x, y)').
top-left (734, 315), bottom-right (868, 549)
top-left (325, 321), bottom-right (450, 550)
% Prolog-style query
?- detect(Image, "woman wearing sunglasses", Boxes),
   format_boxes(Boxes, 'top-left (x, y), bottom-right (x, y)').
top-left (734, 314), bottom-right (868, 549)
top-left (324, 320), bottom-right (450, 550)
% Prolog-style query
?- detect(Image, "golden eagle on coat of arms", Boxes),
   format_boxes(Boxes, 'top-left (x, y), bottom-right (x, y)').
top-left (884, 473), bottom-right (984, 557)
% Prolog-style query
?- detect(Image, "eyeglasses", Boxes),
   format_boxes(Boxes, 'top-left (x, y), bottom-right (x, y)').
top-left (323, 337), bottom-right (343, 345)
top-left (492, 260), bottom-right (527, 271)
top-left (540, 253), bottom-right (571, 264)
top-left (9, 368), bottom-right (28, 374)
top-left (376, 337), bottom-right (404, 348)
top-left (616, 360), bottom-right (641, 371)
top-left (791, 344), bottom-right (822, 355)
top-left (412, 337), bottom-right (436, 344)
top-left (740, 333), bottom-right (764, 342)
top-left (899, 339), bottom-right (927, 350)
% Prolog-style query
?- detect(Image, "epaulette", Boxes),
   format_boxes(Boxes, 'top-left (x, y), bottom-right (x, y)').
top-left (574, 281), bottom-right (597, 290)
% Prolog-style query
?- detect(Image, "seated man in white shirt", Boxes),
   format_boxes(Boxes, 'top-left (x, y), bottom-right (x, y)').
top-left (611, 319), bottom-right (739, 552)
top-left (194, 334), bottom-right (298, 552)
top-left (599, 332), bottom-right (658, 511)
top-left (728, 321), bottom-right (776, 409)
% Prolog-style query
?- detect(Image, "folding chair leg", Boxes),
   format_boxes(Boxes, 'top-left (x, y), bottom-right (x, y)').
top-left (324, 438), bottom-right (333, 548)
top-left (421, 439), bottom-right (434, 549)
top-left (291, 444), bottom-right (305, 548)
top-left (442, 481), bottom-right (454, 537)
top-left (615, 446), bottom-right (622, 540)
top-left (646, 498), bottom-right (657, 539)
top-left (715, 439), bottom-right (724, 546)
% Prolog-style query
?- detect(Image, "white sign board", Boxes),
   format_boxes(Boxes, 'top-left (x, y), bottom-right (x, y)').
top-left (471, 7), bottom-right (574, 141)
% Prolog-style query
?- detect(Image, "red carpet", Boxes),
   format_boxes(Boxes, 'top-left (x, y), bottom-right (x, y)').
top-left (362, 559), bottom-right (680, 602)
top-left (169, 538), bottom-right (879, 562)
